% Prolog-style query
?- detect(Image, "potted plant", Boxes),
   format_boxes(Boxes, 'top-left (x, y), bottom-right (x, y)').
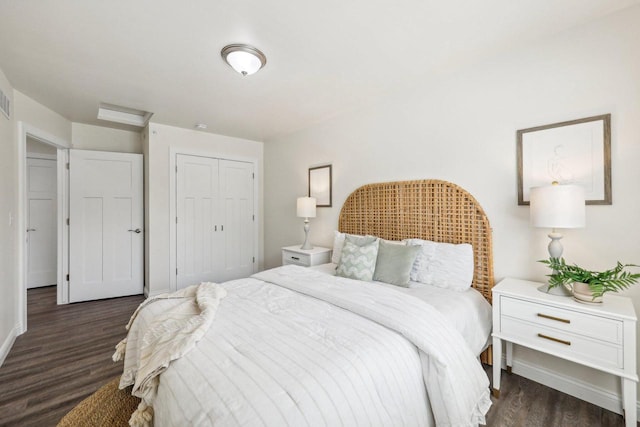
top-left (539, 257), bottom-right (640, 303)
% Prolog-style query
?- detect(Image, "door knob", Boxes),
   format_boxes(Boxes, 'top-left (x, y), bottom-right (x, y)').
top-left (26, 228), bottom-right (36, 232)
top-left (128, 228), bottom-right (142, 234)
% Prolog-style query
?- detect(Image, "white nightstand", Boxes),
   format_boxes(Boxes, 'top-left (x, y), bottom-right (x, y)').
top-left (282, 245), bottom-right (332, 267)
top-left (492, 277), bottom-right (638, 426)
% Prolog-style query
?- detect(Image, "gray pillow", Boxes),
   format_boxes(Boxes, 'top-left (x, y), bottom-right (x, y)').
top-left (373, 240), bottom-right (421, 287)
top-left (336, 239), bottom-right (379, 281)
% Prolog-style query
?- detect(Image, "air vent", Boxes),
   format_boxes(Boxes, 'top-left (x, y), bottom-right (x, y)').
top-left (0, 89), bottom-right (10, 119)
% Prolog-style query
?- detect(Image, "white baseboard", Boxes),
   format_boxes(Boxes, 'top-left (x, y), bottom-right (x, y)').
top-left (505, 356), bottom-right (640, 418)
top-left (146, 288), bottom-right (171, 298)
top-left (0, 326), bottom-right (19, 368)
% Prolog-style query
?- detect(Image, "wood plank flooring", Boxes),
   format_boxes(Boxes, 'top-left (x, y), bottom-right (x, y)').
top-left (0, 287), bottom-right (144, 426)
top-left (0, 286), bottom-right (629, 426)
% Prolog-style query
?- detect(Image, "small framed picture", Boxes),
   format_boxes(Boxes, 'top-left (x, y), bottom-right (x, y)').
top-left (517, 114), bottom-right (611, 205)
top-left (309, 165), bottom-right (332, 207)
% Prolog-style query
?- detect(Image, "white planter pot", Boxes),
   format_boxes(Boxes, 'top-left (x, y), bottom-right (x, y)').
top-left (572, 282), bottom-right (603, 304)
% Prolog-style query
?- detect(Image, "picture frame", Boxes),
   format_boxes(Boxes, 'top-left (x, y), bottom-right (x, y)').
top-left (517, 114), bottom-right (611, 205)
top-left (308, 165), bottom-right (332, 207)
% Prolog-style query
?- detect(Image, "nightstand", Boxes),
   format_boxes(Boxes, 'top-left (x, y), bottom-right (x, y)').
top-left (492, 277), bottom-right (638, 427)
top-left (282, 245), bottom-right (332, 267)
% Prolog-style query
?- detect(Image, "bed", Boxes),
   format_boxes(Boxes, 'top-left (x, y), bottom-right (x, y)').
top-left (117, 179), bottom-right (495, 427)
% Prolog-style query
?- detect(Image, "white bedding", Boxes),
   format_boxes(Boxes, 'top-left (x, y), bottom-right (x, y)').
top-left (131, 265), bottom-right (491, 426)
top-left (311, 263), bottom-right (492, 355)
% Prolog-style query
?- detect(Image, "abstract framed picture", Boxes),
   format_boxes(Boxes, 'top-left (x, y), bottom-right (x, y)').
top-left (308, 165), bottom-right (332, 207)
top-left (517, 114), bottom-right (611, 205)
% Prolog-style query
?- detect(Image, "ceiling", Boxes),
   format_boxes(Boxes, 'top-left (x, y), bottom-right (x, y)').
top-left (0, 0), bottom-right (637, 141)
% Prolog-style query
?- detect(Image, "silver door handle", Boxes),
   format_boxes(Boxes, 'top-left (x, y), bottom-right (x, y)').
top-left (128, 228), bottom-right (142, 234)
top-left (26, 228), bottom-right (36, 232)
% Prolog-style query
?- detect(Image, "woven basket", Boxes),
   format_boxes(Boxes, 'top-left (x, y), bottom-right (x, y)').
top-left (57, 377), bottom-right (139, 427)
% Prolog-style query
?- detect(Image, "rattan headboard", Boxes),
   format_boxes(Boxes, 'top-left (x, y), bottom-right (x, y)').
top-left (338, 179), bottom-right (495, 303)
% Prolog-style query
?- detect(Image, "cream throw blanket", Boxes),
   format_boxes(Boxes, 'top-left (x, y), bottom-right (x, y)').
top-left (113, 282), bottom-right (227, 427)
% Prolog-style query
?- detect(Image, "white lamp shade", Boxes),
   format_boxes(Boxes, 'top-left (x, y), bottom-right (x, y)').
top-left (530, 184), bottom-right (586, 228)
top-left (297, 197), bottom-right (316, 218)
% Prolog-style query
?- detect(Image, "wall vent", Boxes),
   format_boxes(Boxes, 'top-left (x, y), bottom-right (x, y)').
top-left (0, 89), bottom-right (10, 119)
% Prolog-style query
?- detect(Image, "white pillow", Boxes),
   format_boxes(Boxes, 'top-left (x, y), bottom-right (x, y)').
top-left (331, 231), bottom-right (346, 264)
top-left (332, 231), bottom-right (403, 264)
top-left (404, 238), bottom-right (474, 291)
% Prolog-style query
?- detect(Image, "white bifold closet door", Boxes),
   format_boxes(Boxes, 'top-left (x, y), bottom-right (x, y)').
top-left (176, 154), bottom-right (254, 289)
top-left (26, 158), bottom-right (57, 288)
top-left (69, 150), bottom-right (144, 302)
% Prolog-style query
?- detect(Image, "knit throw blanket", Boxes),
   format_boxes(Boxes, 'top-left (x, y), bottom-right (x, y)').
top-left (112, 282), bottom-right (227, 427)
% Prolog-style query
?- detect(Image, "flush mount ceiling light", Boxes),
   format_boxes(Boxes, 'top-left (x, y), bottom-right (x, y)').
top-left (97, 103), bottom-right (153, 127)
top-left (221, 44), bottom-right (266, 76)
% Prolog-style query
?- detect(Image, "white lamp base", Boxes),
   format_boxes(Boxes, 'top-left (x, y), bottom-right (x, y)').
top-left (300, 219), bottom-right (313, 250)
top-left (539, 230), bottom-right (572, 296)
top-left (548, 231), bottom-right (564, 259)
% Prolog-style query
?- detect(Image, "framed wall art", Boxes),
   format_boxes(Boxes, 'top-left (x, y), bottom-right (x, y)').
top-left (517, 114), bottom-right (611, 205)
top-left (308, 165), bottom-right (332, 207)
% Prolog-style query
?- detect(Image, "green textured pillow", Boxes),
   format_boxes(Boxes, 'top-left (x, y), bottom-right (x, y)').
top-left (336, 239), bottom-right (379, 281)
top-left (373, 240), bottom-right (421, 287)
top-left (345, 234), bottom-right (378, 246)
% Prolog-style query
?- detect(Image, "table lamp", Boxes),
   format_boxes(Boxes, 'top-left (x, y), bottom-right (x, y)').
top-left (297, 196), bottom-right (316, 250)
top-left (530, 182), bottom-right (586, 295)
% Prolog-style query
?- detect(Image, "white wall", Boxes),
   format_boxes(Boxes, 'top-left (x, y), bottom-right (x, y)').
top-left (264, 6), bottom-right (640, 410)
top-left (26, 136), bottom-right (57, 156)
top-left (14, 91), bottom-right (71, 144)
top-left (72, 123), bottom-right (142, 153)
top-left (145, 123), bottom-right (264, 296)
top-left (0, 67), bottom-right (16, 365)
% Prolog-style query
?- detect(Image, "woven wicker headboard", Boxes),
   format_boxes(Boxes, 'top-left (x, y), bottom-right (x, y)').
top-left (338, 179), bottom-right (495, 303)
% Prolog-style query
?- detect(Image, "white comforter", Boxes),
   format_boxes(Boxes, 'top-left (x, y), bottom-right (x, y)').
top-left (146, 265), bottom-right (490, 426)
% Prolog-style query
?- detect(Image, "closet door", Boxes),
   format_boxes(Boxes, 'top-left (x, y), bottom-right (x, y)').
top-left (219, 159), bottom-right (255, 281)
top-left (176, 155), bottom-right (220, 289)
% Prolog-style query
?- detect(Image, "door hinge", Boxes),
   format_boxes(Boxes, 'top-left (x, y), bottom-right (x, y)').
top-left (175, 165), bottom-right (178, 173)
top-left (66, 274), bottom-right (70, 281)
top-left (252, 257), bottom-right (255, 263)
top-left (66, 163), bottom-right (69, 170)
top-left (176, 268), bottom-right (178, 275)
top-left (66, 218), bottom-right (70, 226)
top-left (176, 217), bottom-right (178, 224)
top-left (252, 214), bottom-right (255, 221)
top-left (252, 173), bottom-right (255, 179)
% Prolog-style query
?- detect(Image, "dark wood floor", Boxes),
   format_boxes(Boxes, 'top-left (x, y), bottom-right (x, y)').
top-left (0, 286), bottom-right (629, 426)
top-left (0, 286), bottom-right (144, 426)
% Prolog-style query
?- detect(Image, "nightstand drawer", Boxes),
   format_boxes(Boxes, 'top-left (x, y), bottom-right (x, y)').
top-left (501, 296), bottom-right (623, 344)
top-left (501, 316), bottom-right (623, 370)
top-left (282, 251), bottom-right (311, 266)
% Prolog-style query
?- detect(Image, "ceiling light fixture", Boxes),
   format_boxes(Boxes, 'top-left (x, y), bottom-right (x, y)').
top-left (97, 103), bottom-right (153, 127)
top-left (221, 44), bottom-right (266, 76)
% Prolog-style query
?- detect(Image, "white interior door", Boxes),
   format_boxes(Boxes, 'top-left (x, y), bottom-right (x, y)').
top-left (69, 150), bottom-right (143, 302)
top-left (176, 154), bottom-right (220, 289)
top-left (26, 158), bottom-right (57, 288)
top-left (219, 159), bottom-right (254, 281)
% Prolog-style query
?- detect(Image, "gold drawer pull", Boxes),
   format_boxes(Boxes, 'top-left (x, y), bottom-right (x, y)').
top-left (537, 313), bottom-right (570, 324)
top-left (537, 333), bottom-right (571, 346)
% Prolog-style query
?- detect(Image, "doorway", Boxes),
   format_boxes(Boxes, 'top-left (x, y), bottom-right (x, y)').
top-left (17, 123), bottom-right (69, 334)
top-left (26, 139), bottom-right (57, 289)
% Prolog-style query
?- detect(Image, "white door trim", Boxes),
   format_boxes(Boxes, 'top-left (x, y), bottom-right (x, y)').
top-left (26, 153), bottom-right (57, 161)
top-left (167, 148), bottom-right (260, 294)
top-left (17, 122), bottom-right (70, 335)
